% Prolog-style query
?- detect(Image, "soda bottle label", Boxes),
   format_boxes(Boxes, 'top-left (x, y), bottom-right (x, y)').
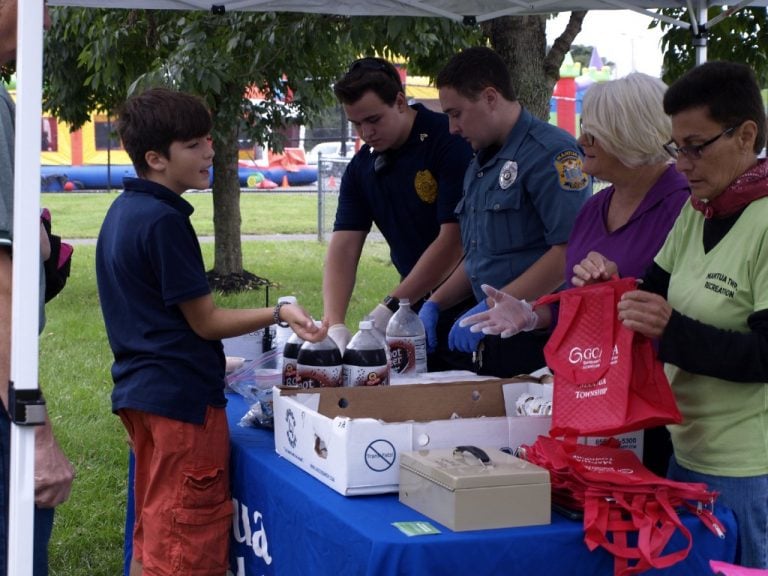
top-left (282, 359), bottom-right (300, 387)
top-left (343, 364), bottom-right (389, 387)
top-left (387, 336), bottom-right (426, 375)
top-left (297, 364), bottom-right (342, 388)
top-left (282, 341), bottom-right (303, 387)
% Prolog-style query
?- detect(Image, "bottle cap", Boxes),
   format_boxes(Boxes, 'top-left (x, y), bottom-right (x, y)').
top-left (358, 320), bottom-right (373, 330)
top-left (278, 295), bottom-right (297, 304)
top-left (399, 298), bottom-right (410, 306)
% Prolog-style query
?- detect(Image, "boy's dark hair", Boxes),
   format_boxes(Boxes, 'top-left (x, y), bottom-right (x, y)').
top-left (664, 61), bottom-right (767, 154)
top-left (117, 88), bottom-right (213, 176)
top-left (436, 46), bottom-right (517, 102)
top-left (333, 57), bottom-right (403, 106)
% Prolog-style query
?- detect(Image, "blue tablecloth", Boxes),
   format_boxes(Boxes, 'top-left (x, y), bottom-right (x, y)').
top-left (226, 393), bottom-right (738, 576)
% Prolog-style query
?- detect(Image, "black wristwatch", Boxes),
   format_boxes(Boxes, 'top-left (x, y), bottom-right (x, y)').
top-left (382, 295), bottom-right (400, 313)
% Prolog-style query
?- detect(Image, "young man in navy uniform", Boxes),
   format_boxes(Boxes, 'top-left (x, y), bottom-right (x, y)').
top-left (323, 57), bottom-right (474, 370)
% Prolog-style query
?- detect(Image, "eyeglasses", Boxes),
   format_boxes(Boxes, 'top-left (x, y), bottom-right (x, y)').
top-left (663, 126), bottom-right (738, 160)
top-left (579, 119), bottom-right (595, 146)
top-left (347, 57), bottom-right (402, 87)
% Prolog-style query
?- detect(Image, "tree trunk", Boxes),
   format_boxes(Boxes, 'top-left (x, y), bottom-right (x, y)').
top-left (482, 12), bottom-right (587, 121)
top-left (211, 117), bottom-right (243, 278)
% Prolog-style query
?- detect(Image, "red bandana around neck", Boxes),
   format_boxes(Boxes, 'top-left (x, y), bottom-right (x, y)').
top-left (691, 158), bottom-right (768, 219)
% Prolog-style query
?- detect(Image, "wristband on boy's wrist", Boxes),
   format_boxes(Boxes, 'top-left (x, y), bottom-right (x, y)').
top-left (273, 302), bottom-right (290, 327)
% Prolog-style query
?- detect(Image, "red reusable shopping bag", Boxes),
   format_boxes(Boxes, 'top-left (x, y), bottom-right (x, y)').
top-left (520, 436), bottom-right (724, 576)
top-left (536, 277), bottom-right (682, 437)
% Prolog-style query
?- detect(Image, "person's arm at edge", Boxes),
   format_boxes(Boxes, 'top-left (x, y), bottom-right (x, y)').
top-left (322, 230), bottom-right (366, 325)
top-left (390, 222), bottom-right (462, 302)
top-left (1, 249), bottom-right (75, 507)
top-left (1, 248), bottom-right (11, 410)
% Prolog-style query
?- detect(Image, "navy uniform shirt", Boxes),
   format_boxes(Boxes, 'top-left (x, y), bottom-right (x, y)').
top-left (334, 103), bottom-right (472, 278)
top-left (96, 177), bottom-right (225, 425)
top-left (458, 108), bottom-right (591, 301)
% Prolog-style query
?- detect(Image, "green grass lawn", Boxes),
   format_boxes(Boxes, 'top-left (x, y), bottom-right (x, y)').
top-left (36, 192), bottom-right (398, 575)
top-left (42, 191), bottom-right (320, 237)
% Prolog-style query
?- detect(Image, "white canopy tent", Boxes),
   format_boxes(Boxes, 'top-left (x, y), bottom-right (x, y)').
top-left (9, 0), bottom-right (768, 574)
top-left (45, 0), bottom-right (768, 65)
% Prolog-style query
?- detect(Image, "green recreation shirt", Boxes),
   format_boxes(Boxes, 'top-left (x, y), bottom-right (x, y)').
top-left (656, 199), bottom-right (768, 477)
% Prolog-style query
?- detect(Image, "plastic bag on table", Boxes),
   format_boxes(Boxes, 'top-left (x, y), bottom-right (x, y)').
top-left (226, 348), bottom-right (282, 428)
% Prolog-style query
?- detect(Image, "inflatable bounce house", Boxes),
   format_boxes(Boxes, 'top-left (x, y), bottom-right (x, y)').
top-left (550, 48), bottom-right (612, 139)
top-left (0, 76), bottom-right (319, 191)
top-left (37, 109), bottom-right (318, 191)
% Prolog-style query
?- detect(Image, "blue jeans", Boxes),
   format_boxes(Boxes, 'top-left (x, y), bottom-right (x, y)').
top-left (0, 409), bottom-right (56, 576)
top-left (668, 456), bottom-right (768, 569)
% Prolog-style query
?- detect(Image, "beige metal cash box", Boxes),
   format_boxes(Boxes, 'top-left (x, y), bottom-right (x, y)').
top-left (399, 446), bottom-right (551, 531)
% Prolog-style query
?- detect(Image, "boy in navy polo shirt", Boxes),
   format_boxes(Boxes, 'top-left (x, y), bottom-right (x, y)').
top-left (95, 88), bottom-right (325, 576)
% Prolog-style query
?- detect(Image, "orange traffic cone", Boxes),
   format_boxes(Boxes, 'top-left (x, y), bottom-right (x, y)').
top-left (281, 174), bottom-right (289, 188)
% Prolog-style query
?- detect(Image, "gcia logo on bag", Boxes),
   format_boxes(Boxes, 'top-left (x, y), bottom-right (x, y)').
top-left (568, 346), bottom-right (602, 365)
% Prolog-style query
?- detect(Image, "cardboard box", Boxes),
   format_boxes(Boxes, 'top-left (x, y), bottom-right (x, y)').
top-left (273, 379), bottom-right (553, 496)
top-left (399, 446), bottom-right (551, 531)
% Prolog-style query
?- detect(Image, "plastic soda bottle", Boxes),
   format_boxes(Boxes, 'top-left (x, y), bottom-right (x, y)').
top-left (282, 330), bottom-right (305, 388)
top-left (385, 298), bottom-right (427, 378)
top-left (296, 323), bottom-right (343, 388)
top-left (343, 320), bottom-right (389, 387)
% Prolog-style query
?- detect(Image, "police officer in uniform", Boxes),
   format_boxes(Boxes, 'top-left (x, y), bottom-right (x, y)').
top-left (419, 47), bottom-right (591, 376)
top-left (323, 57), bottom-right (474, 370)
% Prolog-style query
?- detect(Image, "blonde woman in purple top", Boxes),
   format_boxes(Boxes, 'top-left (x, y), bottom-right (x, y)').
top-left (460, 73), bottom-right (689, 475)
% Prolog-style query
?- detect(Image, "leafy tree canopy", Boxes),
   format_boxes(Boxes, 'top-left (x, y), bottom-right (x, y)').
top-left (43, 8), bottom-right (480, 150)
top-left (655, 7), bottom-right (768, 85)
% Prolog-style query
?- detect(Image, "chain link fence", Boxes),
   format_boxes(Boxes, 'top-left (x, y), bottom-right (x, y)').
top-left (316, 155), bottom-right (350, 242)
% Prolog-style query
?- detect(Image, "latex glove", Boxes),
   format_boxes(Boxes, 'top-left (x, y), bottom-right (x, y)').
top-left (418, 300), bottom-right (440, 353)
top-left (448, 300), bottom-right (489, 353)
top-left (459, 284), bottom-right (539, 338)
top-left (368, 303), bottom-right (394, 334)
top-left (328, 323), bottom-right (351, 354)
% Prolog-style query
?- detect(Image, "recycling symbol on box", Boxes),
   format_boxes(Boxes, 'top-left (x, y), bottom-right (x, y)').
top-left (285, 408), bottom-right (297, 448)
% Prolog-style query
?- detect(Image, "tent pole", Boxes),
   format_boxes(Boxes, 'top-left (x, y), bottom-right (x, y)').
top-left (689, 0), bottom-right (708, 64)
top-left (7, 2), bottom-right (45, 575)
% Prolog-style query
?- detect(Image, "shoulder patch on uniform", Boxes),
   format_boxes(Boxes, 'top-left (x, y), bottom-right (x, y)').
top-left (415, 170), bottom-right (438, 204)
top-left (554, 150), bottom-right (589, 191)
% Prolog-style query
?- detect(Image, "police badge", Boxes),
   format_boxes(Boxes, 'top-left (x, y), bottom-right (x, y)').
top-left (499, 160), bottom-right (518, 189)
top-left (415, 170), bottom-right (438, 203)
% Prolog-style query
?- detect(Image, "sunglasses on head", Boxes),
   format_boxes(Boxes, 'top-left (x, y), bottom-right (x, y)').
top-left (347, 57), bottom-right (403, 87)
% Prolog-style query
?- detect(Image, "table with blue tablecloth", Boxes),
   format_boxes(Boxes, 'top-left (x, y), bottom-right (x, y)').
top-left (225, 392), bottom-right (737, 576)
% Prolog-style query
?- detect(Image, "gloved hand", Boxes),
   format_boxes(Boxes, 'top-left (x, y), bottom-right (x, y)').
top-left (418, 300), bottom-right (440, 353)
top-left (459, 284), bottom-right (539, 338)
top-left (327, 323), bottom-right (351, 354)
top-left (448, 300), bottom-right (489, 353)
top-left (368, 303), bottom-right (394, 334)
